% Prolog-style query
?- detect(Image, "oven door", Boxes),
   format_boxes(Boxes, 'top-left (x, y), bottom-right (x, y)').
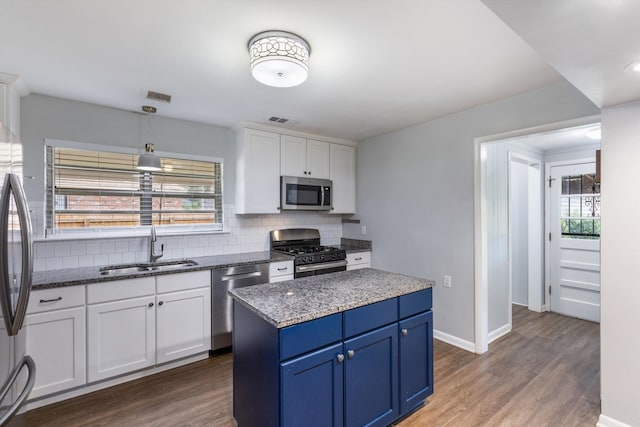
top-left (295, 260), bottom-right (347, 278)
top-left (281, 176), bottom-right (332, 211)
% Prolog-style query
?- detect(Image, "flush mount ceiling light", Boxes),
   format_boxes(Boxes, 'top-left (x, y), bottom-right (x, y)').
top-left (248, 30), bottom-right (311, 88)
top-left (585, 126), bottom-right (602, 140)
top-left (137, 106), bottom-right (162, 171)
top-left (625, 60), bottom-right (640, 73)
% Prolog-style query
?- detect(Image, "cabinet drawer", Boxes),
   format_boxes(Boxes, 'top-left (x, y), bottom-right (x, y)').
top-left (87, 277), bottom-right (155, 304)
top-left (280, 313), bottom-right (342, 361)
top-left (156, 270), bottom-right (211, 294)
top-left (270, 261), bottom-right (294, 279)
top-left (270, 274), bottom-right (294, 283)
top-left (399, 288), bottom-right (433, 319)
top-left (344, 298), bottom-right (398, 339)
top-left (346, 251), bottom-right (370, 266)
top-left (27, 286), bottom-right (85, 314)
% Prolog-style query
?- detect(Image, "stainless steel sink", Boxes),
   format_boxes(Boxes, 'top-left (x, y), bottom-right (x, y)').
top-left (99, 260), bottom-right (198, 276)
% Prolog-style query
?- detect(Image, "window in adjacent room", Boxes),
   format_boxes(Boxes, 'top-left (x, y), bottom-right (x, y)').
top-left (45, 140), bottom-right (223, 235)
top-left (560, 173), bottom-right (600, 239)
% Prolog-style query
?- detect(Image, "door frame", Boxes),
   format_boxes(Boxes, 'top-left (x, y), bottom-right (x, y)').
top-left (473, 114), bottom-right (600, 354)
top-left (544, 158), bottom-right (598, 314)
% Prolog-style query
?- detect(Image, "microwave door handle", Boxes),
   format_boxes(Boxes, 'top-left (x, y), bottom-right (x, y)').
top-left (0, 174), bottom-right (13, 332)
top-left (8, 174), bottom-right (33, 336)
top-left (321, 186), bottom-right (325, 207)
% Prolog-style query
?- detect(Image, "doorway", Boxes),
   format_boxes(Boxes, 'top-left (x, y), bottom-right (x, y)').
top-left (474, 116), bottom-right (601, 353)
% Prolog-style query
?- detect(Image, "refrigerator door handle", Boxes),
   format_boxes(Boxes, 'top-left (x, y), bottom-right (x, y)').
top-left (0, 355), bottom-right (36, 427)
top-left (0, 174), bottom-right (34, 336)
top-left (0, 174), bottom-right (12, 332)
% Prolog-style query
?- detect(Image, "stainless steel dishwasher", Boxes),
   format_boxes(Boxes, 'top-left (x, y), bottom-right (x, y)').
top-left (212, 263), bottom-right (269, 350)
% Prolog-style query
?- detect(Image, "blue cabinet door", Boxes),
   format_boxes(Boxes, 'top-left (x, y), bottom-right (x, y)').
top-left (281, 342), bottom-right (344, 427)
top-left (344, 323), bottom-right (398, 427)
top-left (399, 310), bottom-right (434, 414)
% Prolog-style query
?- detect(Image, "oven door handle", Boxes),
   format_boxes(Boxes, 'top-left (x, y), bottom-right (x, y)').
top-left (296, 260), bottom-right (348, 273)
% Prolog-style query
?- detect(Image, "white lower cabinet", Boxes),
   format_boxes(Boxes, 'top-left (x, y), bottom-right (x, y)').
top-left (87, 271), bottom-right (211, 382)
top-left (87, 295), bottom-right (156, 382)
top-left (346, 251), bottom-right (371, 270)
top-left (24, 305), bottom-right (86, 398)
top-left (269, 260), bottom-right (294, 283)
top-left (156, 286), bottom-right (211, 364)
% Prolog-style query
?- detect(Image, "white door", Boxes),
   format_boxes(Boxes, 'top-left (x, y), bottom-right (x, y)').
top-left (549, 163), bottom-right (600, 322)
top-left (156, 287), bottom-right (211, 364)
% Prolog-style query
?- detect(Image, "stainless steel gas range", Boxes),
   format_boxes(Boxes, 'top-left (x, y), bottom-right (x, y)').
top-left (270, 228), bottom-right (347, 278)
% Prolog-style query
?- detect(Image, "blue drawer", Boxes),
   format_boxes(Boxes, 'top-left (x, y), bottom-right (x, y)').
top-left (344, 298), bottom-right (398, 339)
top-left (399, 288), bottom-right (432, 319)
top-left (280, 313), bottom-right (343, 361)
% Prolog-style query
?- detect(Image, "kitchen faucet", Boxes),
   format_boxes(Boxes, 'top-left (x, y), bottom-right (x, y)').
top-left (149, 226), bottom-right (164, 263)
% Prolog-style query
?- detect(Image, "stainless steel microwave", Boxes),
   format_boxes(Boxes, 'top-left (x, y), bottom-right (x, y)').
top-left (281, 176), bottom-right (332, 211)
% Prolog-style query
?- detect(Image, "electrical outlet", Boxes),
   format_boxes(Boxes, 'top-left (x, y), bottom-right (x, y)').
top-left (443, 275), bottom-right (452, 288)
top-left (361, 225), bottom-right (367, 235)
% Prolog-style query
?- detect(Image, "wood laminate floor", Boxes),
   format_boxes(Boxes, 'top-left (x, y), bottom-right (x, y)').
top-left (10, 305), bottom-right (599, 427)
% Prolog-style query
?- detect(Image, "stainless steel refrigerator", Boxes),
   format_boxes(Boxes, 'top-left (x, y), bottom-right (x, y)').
top-left (0, 121), bottom-right (35, 426)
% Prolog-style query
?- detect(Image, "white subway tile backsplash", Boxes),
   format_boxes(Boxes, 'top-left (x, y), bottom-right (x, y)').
top-left (33, 204), bottom-right (344, 271)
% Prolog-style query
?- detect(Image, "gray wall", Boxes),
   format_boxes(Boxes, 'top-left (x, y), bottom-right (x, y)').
top-left (344, 81), bottom-right (599, 343)
top-left (20, 94), bottom-right (235, 205)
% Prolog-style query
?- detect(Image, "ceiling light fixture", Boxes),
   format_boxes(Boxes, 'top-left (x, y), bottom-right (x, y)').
top-left (248, 30), bottom-right (311, 88)
top-left (625, 60), bottom-right (640, 73)
top-left (137, 106), bottom-right (162, 171)
top-left (585, 126), bottom-right (601, 141)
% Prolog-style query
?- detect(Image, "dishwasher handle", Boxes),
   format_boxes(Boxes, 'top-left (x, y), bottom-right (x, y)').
top-left (220, 271), bottom-right (263, 282)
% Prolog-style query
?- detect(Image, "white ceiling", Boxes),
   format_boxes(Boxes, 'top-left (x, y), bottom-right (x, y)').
top-left (482, 0), bottom-right (640, 109)
top-left (509, 123), bottom-right (601, 153)
top-left (0, 0), bottom-right (563, 141)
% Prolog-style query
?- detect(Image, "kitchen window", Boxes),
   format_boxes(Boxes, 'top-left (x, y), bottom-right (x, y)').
top-left (45, 140), bottom-right (223, 236)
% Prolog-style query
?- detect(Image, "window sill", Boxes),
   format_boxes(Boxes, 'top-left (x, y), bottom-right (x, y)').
top-left (35, 228), bottom-right (230, 243)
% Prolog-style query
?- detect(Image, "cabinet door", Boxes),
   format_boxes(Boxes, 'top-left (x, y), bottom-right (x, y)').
top-left (24, 307), bottom-right (86, 398)
top-left (87, 296), bottom-right (156, 382)
top-left (236, 128), bottom-right (281, 214)
top-left (156, 287), bottom-right (211, 364)
top-left (399, 310), bottom-right (433, 414)
top-left (330, 144), bottom-right (356, 214)
top-left (307, 139), bottom-right (330, 179)
top-left (281, 343), bottom-right (344, 427)
top-left (344, 324), bottom-right (398, 427)
top-left (281, 135), bottom-right (307, 177)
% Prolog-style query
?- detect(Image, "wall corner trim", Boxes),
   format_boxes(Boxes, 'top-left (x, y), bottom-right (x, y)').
top-left (433, 329), bottom-right (476, 353)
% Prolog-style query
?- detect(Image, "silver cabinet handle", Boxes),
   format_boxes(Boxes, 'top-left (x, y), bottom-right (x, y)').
top-left (40, 297), bottom-right (62, 303)
top-left (336, 354), bottom-right (344, 363)
top-left (347, 350), bottom-right (355, 359)
top-left (277, 267), bottom-right (288, 271)
top-left (401, 328), bottom-right (408, 336)
top-left (354, 257), bottom-right (362, 261)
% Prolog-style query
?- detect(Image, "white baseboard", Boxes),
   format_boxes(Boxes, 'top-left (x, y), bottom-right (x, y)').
top-left (433, 329), bottom-right (476, 353)
top-left (488, 323), bottom-right (511, 344)
top-left (597, 414), bottom-right (633, 427)
top-left (512, 301), bottom-right (528, 307)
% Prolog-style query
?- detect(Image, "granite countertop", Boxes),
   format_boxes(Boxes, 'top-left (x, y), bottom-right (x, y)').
top-left (32, 251), bottom-right (293, 290)
top-left (336, 238), bottom-right (372, 253)
top-left (229, 268), bottom-right (434, 328)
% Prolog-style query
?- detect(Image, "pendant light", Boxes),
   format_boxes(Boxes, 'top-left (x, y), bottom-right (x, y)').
top-left (248, 31), bottom-right (311, 88)
top-left (137, 106), bottom-right (162, 171)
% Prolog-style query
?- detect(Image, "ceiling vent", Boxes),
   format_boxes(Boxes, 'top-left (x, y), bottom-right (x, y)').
top-left (146, 90), bottom-right (172, 103)
top-left (269, 116), bottom-right (289, 123)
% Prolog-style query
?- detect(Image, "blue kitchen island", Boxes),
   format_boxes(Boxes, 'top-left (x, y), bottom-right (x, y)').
top-left (229, 268), bottom-right (435, 427)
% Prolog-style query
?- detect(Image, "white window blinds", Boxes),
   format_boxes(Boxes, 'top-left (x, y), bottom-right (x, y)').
top-left (45, 144), bottom-right (223, 234)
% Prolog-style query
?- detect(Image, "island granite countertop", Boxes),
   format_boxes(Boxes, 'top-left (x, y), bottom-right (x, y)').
top-left (32, 251), bottom-right (293, 290)
top-left (229, 268), bottom-right (434, 328)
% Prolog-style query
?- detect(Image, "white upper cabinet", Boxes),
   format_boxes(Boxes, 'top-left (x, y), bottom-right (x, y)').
top-left (330, 143), bottom-right (356, 214)
top-left (281, 135), bottom-right (330, 179)
top-left (235, 128), bottom-right (281, 214)
top-left (0, 74), bottom-right (27, 138)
